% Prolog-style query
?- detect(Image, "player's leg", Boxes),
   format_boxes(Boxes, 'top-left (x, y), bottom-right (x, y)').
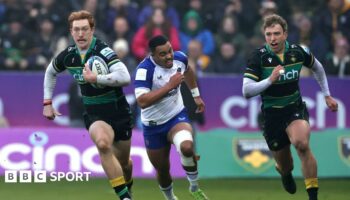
top-left (89, 121), bottom-right (131, 200)
top-left (262, 109), bottom-right (296, 195)
top-left (169, 122), bottom-right (209, 200)
top-left (272, 144), bottom-right (296, 194)
top-left (113, 140), bottom-right (133, 192)
top-left (147, 145), bottom-right (178, 200)
top-left (287, 119), bottom-right (318, 200)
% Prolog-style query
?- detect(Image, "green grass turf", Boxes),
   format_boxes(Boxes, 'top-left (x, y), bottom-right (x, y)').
top-left (0, 177), bottom-right (349, 200)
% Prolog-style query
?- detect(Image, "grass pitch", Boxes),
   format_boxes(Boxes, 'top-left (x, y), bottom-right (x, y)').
top-left (0, 177), bottom-right (349, 200)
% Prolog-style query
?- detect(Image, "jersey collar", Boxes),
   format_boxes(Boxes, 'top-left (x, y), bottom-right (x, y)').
top-left (76, 36), bottom-right (97, 64)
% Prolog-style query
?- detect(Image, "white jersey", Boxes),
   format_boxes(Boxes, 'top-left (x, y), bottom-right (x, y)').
top-left (134, 51), bottom-right (188, 125)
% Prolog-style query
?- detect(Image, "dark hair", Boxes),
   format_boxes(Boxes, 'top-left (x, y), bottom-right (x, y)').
top-left (148, 35), bottom-right (169, 52)
top-left (262, 14), bottom-right (288, 32)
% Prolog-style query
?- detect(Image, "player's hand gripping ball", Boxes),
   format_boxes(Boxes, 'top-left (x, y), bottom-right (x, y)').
top-left (86, 56), bottom-right (109, 88)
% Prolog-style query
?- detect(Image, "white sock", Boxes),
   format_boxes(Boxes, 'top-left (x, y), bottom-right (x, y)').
top-left (186, 170), bottom-right (199, 192)
top-left (160, 183), bottom-right (177, 200)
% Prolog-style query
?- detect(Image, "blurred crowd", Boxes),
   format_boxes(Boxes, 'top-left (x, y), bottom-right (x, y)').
top-left (0, 0), bottom-right (349, 77)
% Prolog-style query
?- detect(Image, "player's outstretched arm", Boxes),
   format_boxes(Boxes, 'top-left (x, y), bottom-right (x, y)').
top-left (43, 61), bottom-right (62, 120)
top-left (310, 58), bottom-right (338, 112)
top-left (325, 96), bottom-right (338, 112)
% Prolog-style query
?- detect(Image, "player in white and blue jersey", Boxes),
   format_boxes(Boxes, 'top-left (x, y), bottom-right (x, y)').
top-left (134, 35), bottom-right (208, 200)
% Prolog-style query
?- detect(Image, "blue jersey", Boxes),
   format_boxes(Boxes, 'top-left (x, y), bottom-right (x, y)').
top-left (134, 51), bottom-right (188, 125)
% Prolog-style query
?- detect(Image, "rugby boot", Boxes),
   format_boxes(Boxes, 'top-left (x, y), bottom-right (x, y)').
top-left (281, 173), bottom-right (297, 194)
top-left (190, 189), bottom-right (209, 200)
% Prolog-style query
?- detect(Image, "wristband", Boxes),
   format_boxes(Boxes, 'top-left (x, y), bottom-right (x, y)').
top-left (43, 100), bottom-right (52, 106)
top-left (191, 88), bottom-right (200, 97)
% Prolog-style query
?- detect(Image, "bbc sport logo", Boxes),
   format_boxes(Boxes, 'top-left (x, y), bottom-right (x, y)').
top-left (4, 170), bottom-right (91, 183)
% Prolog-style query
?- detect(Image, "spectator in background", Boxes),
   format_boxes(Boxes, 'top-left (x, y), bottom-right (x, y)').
top-left (81, 0), bottom-right (109, 42)
top-left (0, 1), bottom-right (6, 25)
top-left (289, 12), bottom-right (330, 63)
top-left (105, 0), bottom-right (139, 33)
top-left (215, 14), bottom-right (248, 56)
top-left (180, 10), bottom-right (215, 56)
top-left (132, 7), bottom-right (180, 61)
top-left (187, 40), bottom-right (210, 76)
top-left (289, 12), bottom-right (330, 77)
top-left (26, 0), bottom-right (69, 35)
top-left (251, 0), bottom-right (279, 48)
top-left (108, 16), bottom-right (134, 47)
top-left (214, 0), bottom-right (259, 38)
top-left (174, 0), bottom-right (216, 33)
top-left (314, 0), bottom-right (350, 48)
top-left (0, 16), bottom-right (39, 70)
top-left (113, 39), bottom-right (137, 74)
top-left (324, 34), bottom-right (350, 77)
top-left (206, 42), bottom-right (245, 74)
top-left (35, 18), bottom-right (67, 70)
top-left (137, 0), bottom-right (180, 28)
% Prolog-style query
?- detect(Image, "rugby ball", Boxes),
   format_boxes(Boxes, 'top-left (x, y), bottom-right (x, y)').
top-left (87, 56), bottom-right (109, 88)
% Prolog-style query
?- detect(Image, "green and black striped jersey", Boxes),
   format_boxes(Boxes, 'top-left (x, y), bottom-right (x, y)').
top-left (244, 41), bottom-right (314, 109)
top-left (52, 37), bottom-right (125, 105)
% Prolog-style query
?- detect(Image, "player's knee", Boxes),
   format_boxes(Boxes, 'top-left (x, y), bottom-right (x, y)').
top-left (173, 130), bottom-right (195, 166)
top-left (95, 139), bottom-right (112, 153)
top-left (294, 140), bottom-right (309, 153)
top-left (180, 141), bottom-right (194, 157)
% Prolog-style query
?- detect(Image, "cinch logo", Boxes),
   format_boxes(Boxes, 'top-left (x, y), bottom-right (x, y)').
top-left (4, 170), bottom-right (91, 183)
top-left (279, 69), bottom-right (299, 81)
top-left (73, 73), bottom-right (84, 82)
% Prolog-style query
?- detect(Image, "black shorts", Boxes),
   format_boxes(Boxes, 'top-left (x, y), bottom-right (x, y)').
top-left (262, 100), bottom-right (309, 151)
top-left (83, 97), bottom-right (134, 142)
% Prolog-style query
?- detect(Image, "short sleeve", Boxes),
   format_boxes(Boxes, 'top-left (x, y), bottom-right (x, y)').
top-left (244, 51), bottom-right (262, 81)
top-left (174, 51), bottom-right (188, 71)
top-left (134, 65), bottom-right (154, 89)
top-left (52, 51), bottom-right (66, 72)
top-left (299, 45), bottom-right (315, 68)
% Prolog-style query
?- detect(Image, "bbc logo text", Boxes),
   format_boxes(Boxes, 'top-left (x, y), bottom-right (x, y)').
top-left (4, 170), bottom-right (91, 183)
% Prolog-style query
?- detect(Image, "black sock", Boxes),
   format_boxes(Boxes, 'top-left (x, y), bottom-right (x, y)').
top-left (113, 184), bottom-right (131, 200)
top-left (307, 187), bottom-right (318, 200)
top-left (126, 179), bottom-right (134, 191)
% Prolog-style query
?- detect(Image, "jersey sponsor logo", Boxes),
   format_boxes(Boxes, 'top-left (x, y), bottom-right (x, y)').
top-left (100, 47), bottom-right (114, 59)
top-left (232, 138), bottom-right (274, 173)
top-left (338, 136), bottom-right (350, 166)
top-left (279, 69), bottom-right (299, 81)
top-left (135, 68), bottom-right (147, 81)
top-left (73, 73), bottom-right (84, 82)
